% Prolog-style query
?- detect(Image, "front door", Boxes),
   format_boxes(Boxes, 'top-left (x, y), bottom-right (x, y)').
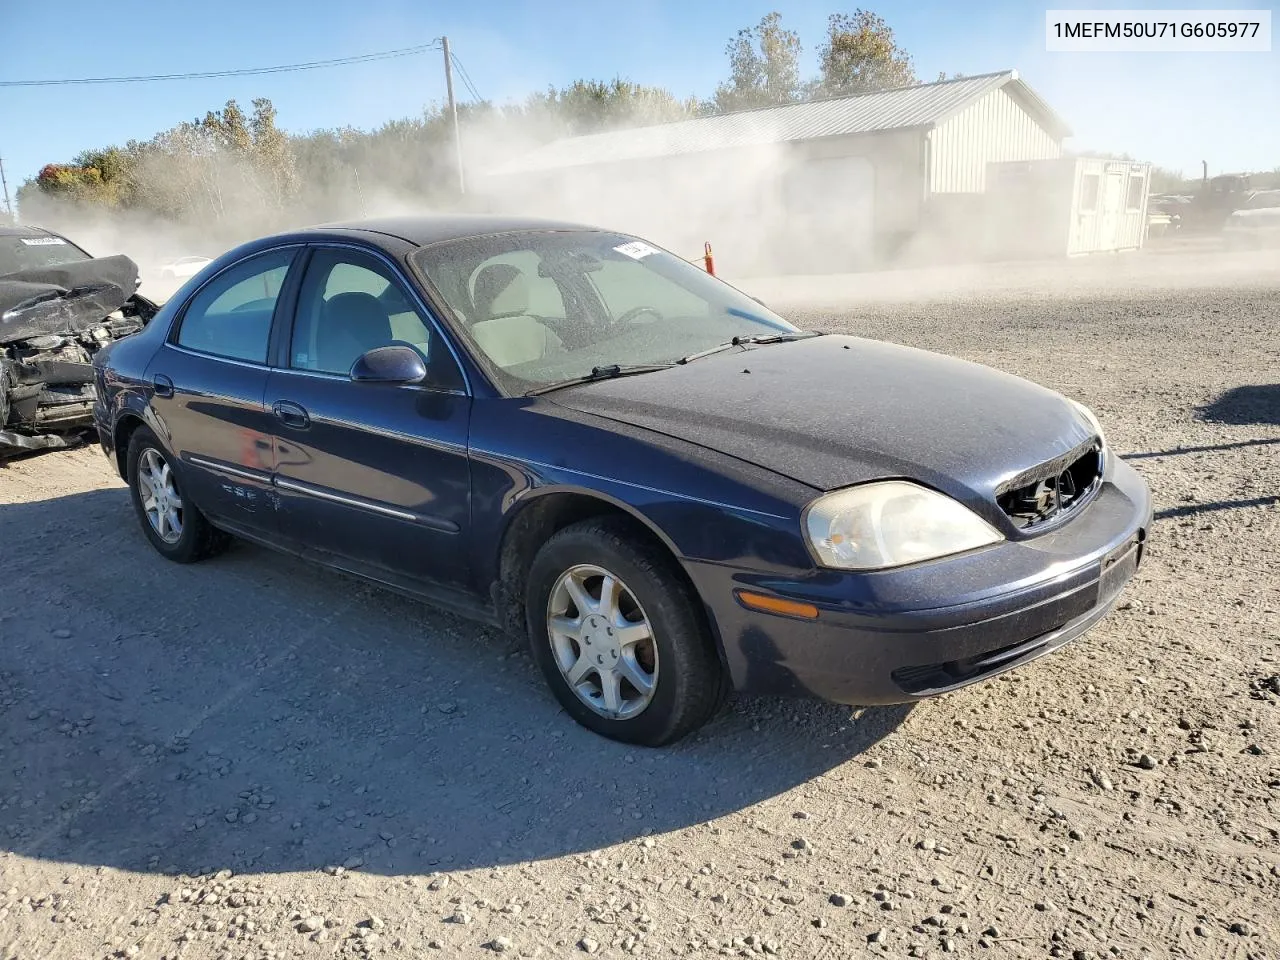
top-left (265, 245), bottom-right (473, 590)
top-left (145, 246), bottom-right (299, 533)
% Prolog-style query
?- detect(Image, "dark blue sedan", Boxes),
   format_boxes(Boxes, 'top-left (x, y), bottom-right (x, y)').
top-left (92, 215), bottom-right (1152, 745)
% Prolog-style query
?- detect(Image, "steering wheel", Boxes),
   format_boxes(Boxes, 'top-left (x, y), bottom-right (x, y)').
top-left (615, 305), bottom-right (665, 325)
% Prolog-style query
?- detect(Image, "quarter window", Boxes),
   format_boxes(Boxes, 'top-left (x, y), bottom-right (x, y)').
top-left (175, 248), bottom-right (294, 363)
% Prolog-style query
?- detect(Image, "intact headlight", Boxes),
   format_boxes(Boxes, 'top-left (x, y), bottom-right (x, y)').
top-left (804, 480), bottom-right (1004, 571)
top-left (1069, 399), bottom-right (1106, 450)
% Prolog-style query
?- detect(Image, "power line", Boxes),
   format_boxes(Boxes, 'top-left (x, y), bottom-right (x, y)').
top-left (449, 52), bottom-right (483, 103)
top-left (0, 40), bottom-right (443, 88)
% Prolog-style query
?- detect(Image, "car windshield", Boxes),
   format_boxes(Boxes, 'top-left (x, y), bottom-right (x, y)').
top-left (0, 233), bottom-right (93, 275)
top-left (410, 229), bottom-right (804, 392)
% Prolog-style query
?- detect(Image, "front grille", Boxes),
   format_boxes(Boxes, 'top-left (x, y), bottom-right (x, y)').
top-left (996, 440), bottom-right (1102, 529)
top-left (892, 630), bottom-right (1062, 696)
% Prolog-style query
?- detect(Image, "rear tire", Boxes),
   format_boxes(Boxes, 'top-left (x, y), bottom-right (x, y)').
top-left (525, 516), bottom-right (727, 746)
top-left (126, 425), bottom-right (230, 563)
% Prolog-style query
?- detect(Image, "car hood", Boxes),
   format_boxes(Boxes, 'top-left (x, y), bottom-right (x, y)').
top-left (548, 334), bottom-right (1097, 515)
top-left (0, 255), bottom-right (143, 344)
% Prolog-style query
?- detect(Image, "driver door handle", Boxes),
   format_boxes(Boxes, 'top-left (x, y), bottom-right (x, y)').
top-left (152, 374), bottom-right (174, 398)
top-left (272, 400), bottom-right (310, 429)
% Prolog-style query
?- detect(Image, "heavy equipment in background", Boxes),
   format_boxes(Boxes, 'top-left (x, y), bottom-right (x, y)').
top-left (1151, 162), bottom-right (1257, 236)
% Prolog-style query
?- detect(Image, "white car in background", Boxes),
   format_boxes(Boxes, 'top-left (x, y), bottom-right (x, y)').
top-left (158, 255), bottom-right (213, 280)
top-left (1223, 190), bottom-right (1280, 248)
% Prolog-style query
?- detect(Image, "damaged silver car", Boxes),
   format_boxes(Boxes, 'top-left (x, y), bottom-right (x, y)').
top-left (1, 225), bottom-right (158, 457)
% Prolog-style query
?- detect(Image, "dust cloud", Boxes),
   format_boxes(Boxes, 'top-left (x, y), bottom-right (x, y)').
top-left (13, 78), bottom-right (1267, 308)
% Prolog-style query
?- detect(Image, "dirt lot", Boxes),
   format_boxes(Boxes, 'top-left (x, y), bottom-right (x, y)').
top-left (2, 246), bottom-right (1278, 960)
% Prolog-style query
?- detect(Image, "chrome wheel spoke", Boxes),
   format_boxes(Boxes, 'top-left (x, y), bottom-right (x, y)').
top-left (565, 653), bottom-right (595, 686)
top-left (598, 668), bottom-right (624, 715)
top-left (563, 574), bottom-right (594, 617)
top-left (155, 506), bottom-right (169, 539)
top-left (597, 575), bottom-right (621, 620)
top-left (548, 615), bottom-right (581, 638)
top-left (617, 653), bottom-right (655, 698)
top-left (614, 620), bottom-right (651, 649)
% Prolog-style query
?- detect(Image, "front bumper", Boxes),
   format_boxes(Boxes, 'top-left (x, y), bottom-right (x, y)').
top-left (686, 457), bottom-right (1153, 705)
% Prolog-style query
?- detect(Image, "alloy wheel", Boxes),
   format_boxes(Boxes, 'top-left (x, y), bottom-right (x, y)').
top-left (546, 563), bottom-right (659, 720)
top-left (137, 447), bottom-right (184, 544)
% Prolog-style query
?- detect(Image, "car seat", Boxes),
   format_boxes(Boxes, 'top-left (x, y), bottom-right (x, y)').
top-left (469, 263), bottom-right (563, 368)
top-left (313, 291), bottom-right (395, 375)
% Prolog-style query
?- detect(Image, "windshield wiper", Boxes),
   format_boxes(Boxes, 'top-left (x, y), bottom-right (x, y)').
top-left (525, 363), bottom-right (675, 396)
top-left (677, 331), bottom-right (819, 364)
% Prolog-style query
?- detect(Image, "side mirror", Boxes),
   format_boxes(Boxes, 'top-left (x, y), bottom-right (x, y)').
top-left (349, 345), bottom-right (428, 385)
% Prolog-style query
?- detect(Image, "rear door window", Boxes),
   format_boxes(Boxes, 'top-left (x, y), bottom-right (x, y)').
top-left (175, 248), bottom-right (295, 363)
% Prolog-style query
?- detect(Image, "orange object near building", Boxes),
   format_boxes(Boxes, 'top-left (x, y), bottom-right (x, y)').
top-left (703, 241), bottom-right (715, 276)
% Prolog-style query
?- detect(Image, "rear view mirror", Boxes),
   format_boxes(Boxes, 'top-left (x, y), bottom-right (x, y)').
top-left (350, 345), bottom-right (427, 385)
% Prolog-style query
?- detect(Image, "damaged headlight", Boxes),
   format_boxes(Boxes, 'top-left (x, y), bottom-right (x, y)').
top-left (804, 480), bottom-right (1004, 571)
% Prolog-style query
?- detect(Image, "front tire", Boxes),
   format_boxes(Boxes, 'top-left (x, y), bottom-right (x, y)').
top-left (126, 425), bottom-right (229, 563)
top-left (525, 517), bottom-right (727, 746)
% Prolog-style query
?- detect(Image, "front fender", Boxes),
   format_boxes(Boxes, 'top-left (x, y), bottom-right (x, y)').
top-left (467, 397), bottom-right (819, 586)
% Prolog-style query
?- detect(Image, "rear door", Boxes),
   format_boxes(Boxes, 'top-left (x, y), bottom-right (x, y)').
top-left (265, 244), bottom-right (474, 590)
top-left (145, 246), bottom-right (299, 533)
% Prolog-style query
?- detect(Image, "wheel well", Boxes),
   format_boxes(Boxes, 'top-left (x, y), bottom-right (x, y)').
top-left (112, 414), bottom-right (145, 481)
top-left (493, 493), bottom-right (693, 638)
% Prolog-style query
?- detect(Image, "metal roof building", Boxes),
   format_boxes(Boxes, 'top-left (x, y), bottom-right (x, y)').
top-left (481, 71), bottom-right (1074, 272)
top-left (488, 71), bottom-right (1069, 179)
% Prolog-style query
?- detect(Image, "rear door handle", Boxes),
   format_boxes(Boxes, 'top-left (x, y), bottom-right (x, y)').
top-left (272, 400), bottom-right (310, 429)
top-left (152, 374), bottom-right (174, 398)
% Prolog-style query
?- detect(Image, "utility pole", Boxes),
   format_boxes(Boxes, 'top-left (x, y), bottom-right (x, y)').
top-left (441, 36), bottom-right (465, 195)
top-left (0, 154), bottom-right (11, 224)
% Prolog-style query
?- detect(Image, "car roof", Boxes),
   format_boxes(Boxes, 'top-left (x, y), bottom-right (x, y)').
top-left (296, 213), bottom-right (612, 248)
top-left (0, 224), bottom-right (61, 238)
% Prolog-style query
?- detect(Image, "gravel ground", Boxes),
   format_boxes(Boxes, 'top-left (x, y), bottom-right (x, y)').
top-left (2, 245), bottom-right (1278, 960)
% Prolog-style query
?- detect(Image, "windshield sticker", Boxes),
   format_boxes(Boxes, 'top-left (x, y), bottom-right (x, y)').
top-left (613, 240), bottom-right (659, 260)
top-left (19, 237), bottom-right (68, 246)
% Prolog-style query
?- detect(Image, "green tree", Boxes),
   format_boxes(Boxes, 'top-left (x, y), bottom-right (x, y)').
top-left (554, 79), bottom-right (695, 134)
top-left (815, 9), bottom-right (916, 98)
top-left (713, 11), bottom-right (803, 112)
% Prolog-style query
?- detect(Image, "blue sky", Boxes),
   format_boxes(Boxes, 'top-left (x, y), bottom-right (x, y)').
top-left (1, 0), bottom-right (1276, 202)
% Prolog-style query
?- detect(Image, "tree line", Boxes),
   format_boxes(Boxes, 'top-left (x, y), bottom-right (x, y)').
top-left (19, 8), bottom-right (1270, 245)
top-left (15, 10), bottom-right (925, 239)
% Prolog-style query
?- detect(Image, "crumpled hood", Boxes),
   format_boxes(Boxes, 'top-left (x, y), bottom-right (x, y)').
top-left (0, 255), bottom-right (141, 344)
top-left (548, 334), bottom-right (1096, 516)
